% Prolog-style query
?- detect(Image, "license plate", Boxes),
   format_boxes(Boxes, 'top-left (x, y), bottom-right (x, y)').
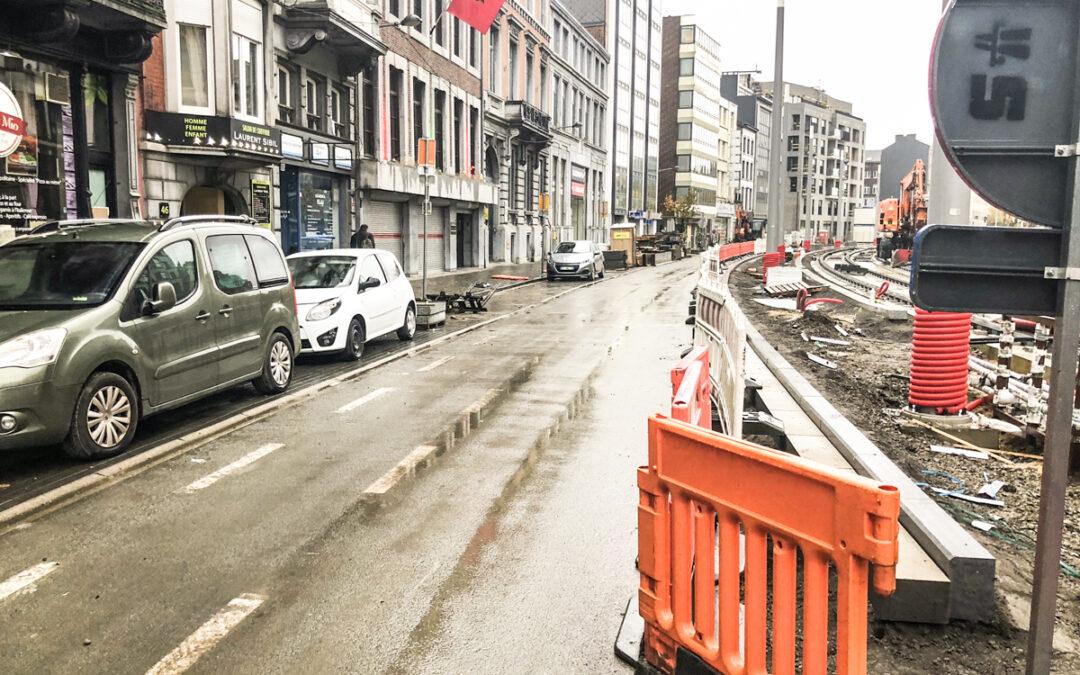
top-left (559, 265), bottom-right (575, 271)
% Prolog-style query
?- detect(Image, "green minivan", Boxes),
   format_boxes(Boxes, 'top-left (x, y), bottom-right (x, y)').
top-left (0, 216), bottom-right (300, 459)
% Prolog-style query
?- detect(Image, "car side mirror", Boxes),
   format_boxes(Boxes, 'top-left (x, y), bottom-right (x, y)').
top-left (142, 281), bottom-right (177, 316)
top-left (359, 276), bottom-right (381, 291)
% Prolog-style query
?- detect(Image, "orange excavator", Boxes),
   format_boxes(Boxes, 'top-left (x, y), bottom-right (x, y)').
top-left (876, 159), bottom-right (927, 262)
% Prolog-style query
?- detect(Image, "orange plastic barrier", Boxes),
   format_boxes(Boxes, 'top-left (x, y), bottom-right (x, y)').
top-left (671, 347), bottom-right (711, 429)
top-left (715, 241), bottom-right (757, 263)
top-left (638, 417), bottom-right (900, 675)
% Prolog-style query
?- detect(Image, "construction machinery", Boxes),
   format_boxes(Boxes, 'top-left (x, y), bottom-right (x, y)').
top-left (877, 159), bottom-right (928, 261)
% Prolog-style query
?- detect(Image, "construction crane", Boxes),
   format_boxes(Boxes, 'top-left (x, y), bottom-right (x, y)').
top-left (876, 159), bottom-right (927, 262)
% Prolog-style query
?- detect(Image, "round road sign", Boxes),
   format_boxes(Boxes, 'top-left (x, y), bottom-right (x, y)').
top-left (931, 0), bottom-right (1080, 227)
top-left (0, 81), bottom-right (25, 159)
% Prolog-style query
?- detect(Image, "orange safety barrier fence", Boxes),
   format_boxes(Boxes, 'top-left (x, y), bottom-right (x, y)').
top-left (715, 241), bottom-right (757, 263)
top-left (671, 347), bottom-right (712, 429)
top-left (638, 417), bottom-right (900, 675)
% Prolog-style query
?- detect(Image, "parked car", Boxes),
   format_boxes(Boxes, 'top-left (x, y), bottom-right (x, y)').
top-left (287, 248), bottom-right (416, 361)
top-left (0, 216), bottom-right (300, 459)
top-left (547, 240), bottom-right (606, 281)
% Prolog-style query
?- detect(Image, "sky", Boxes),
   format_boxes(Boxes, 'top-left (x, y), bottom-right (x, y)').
top-left (661, 0), bottom-right (945, 151)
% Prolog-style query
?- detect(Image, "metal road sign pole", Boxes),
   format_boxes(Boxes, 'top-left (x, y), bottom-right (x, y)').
top-left (765, 0), bottom-right (785, 251)
top-left (1027, 122), bottom-right (1080, 675)
top-left (422, 174), bottom-right (430, 300)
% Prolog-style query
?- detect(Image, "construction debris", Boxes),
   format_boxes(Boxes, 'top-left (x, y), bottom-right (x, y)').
top-left (810, 336), bottom-right (852, 347)
top-left (930, 445), bottom-right (990, 460)
top-left (807, 353), bottom-right (837, 369)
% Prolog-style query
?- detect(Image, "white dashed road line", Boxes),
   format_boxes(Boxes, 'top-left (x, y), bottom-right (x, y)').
top-left (0, 561), bottom-right (59, 602)
top-left (182, 444), bottom-right (283, 494)
top-left (417, 356), bottom-right (455, 372)
top-left (145, 593), bottom-right (265, 675)
top-left (335, 386), bottom-right (394, 414)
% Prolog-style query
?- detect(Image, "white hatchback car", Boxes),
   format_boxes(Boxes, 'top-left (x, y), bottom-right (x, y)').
top-left (287, 249), bottom-right (416, 360)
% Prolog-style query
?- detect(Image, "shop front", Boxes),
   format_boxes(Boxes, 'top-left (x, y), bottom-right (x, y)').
top-left (278, 131), bottom-right (353, 255)
top-left (141, 110), bottom-right (282, 227)
top-left (0, 1), bottom-right (165, 233)
top-left (570, 164), bottom-right (587, 240)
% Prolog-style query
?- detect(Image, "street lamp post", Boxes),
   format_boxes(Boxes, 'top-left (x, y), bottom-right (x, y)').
top-left (766, 1), bottom-right (786, 250)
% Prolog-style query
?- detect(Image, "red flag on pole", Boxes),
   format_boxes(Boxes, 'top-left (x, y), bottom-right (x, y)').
top-left (445, 0), bottom-right (507, 34)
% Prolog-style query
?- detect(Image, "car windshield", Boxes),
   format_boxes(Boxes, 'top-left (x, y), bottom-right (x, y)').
top-left (0, 241), bottom-right (144, 310)
top-left (288, 256), bottom-right (357, 289)
top-left (556, 242), bottom-right (590, 254)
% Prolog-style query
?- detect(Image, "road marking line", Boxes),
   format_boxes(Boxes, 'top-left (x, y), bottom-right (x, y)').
top-left (335, 386), bottom-right (393, 414)
top-left (363, 445), bottom-right (440, 496)
top-left (182, 444), bottom-right (283, 494)
top-left (417, 356), bottom-right (454, 372)
top-left (0, 562), bottom-right (59, 601)
top-left (145, 593), bottom-right (265, 675)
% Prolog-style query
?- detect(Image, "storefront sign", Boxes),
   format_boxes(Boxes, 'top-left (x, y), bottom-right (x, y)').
top-left (570, 164), bottom-right (587, 199)
top-left (281, 132), bottom-right (305, 160)
top-left (0, 82), bottom-right (25, 158)
top-left (250, 178), bottom-right (272, 228)
top-left (334, 145), bottom-right (354, 171)
top-left (612, 230), bottom-right (632, 240)
top-left (310, 142), bottom-right (329, 165)
top-left (144, 111), bottom-right (282, 157)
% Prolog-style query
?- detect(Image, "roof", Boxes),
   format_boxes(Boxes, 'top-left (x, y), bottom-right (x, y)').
top-left (11, 221), bottom-right (160, 245)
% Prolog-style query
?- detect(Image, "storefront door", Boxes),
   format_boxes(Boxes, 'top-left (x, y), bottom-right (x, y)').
top-left (281, 167), bottom-right (340, 255)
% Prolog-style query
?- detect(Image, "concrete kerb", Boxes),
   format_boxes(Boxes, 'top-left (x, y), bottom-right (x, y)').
top-left (0, 278), bottom-right (609, 532)
top-left (744, 322), bottom-right (997, 623)
top-left (724, 253), bottom-right (996, 623)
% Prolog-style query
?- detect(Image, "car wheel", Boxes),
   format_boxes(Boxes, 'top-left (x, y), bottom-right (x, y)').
top-left (397, 305), bottom-right (417, 341)
top-left (588, 265), bottom-right (596, 281)
top-left (253, 333), bottom-right (294, 395)
top-left (64, 372), bottom-right (139, 460)
top-left (342, 318), bottom-right (366, 361)
top-left (598, 264), bottom-right (605, 278)
top-left (547, 274), bottom-right (556, 282)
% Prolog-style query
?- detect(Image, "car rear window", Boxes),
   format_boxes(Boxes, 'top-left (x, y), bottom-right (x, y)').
top-left (206, 235), bottom-right (258, 295)
top-left (244, 235), bottom-right (290, 287)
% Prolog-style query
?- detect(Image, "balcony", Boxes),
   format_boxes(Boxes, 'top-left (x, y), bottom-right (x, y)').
top-left (0, 0), bottom-right (166, 62)
top-left (504, 100), bottom-right (552, 146)
top-left (281, 0), bottom-right (386, 67)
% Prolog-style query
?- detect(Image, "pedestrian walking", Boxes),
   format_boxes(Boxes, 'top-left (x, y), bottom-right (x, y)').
top-left (351, 224), bottom-right (376, 249)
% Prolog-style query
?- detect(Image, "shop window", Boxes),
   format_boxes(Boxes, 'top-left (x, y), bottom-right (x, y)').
top-left (179, 24), bottom-right (211, 110)
top-left (388, 68), bottom-right (403, 160)
top-left (207, 234), bottom-right (258, 295)
top-left (413, 78), bottom-right (426, 147)
top-left (434, 91), bottom-right (446, 171)
top-left (305, 75), bottom-right (326, 132)
top-left (361, 67), bottom-right (376, 157)
top-left (330, 85), bottom-right (350, 139)
top-left (277, 64), bottom-right (297, 125)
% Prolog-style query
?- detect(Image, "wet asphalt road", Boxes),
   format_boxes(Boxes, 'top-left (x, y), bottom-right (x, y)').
top-left (0, 278), bottom-right (558, 513)
top-left (0, 258), bottom-right (698, 674)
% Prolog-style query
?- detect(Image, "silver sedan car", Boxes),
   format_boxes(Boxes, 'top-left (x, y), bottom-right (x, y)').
top-left (546, 240), bottom-right (606, 281)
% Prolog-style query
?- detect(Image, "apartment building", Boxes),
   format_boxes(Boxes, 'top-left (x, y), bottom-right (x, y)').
top-left (549, 0), bottom-right (610, 243)
top-left (716, 95), bottom-right (738, 237)
top-left (658, 15), bottom-right (723, 240)
top-left (762, 81), bottom-right (867, 242)
top-left (720, 73), bottom-right (772, 232)
top-left (566, 0), bottom-right (663, 234)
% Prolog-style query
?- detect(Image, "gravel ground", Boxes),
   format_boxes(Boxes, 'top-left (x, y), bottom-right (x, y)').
top-left (732, 266), bottom-right (1080, 674)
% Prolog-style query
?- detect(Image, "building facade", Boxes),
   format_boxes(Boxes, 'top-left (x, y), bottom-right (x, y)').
top-left (481, 1), bottom-right (553, 263)
top-left (0, 1), bottom-right (165, 234)
top-left (863, 149), bottom-right (881, 208)
top-left (767, 82), bottom-right (867, 242)
top-left (567, 0), bottom-right (662, 234)
top-left (734, 123), bottom-right (756, 227)
top-left (658, 16), bottom-right (722, 242)
top-left (878, 133), bottom-right (929, 201)
top-left (549, 1), bottom-right (609, 244)
top-left (716, 95), bottom-right (738, 238)
top-left (720, 73), bottom-right (771, 232)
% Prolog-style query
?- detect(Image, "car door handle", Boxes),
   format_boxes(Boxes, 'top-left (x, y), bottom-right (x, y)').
top-left (218, 306), bottom-right (233, 317)
top-left (195, 311), bottom-right (211, 322)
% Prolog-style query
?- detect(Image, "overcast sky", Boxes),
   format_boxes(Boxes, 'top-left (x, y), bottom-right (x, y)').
top-left (661, 0), bottom-right (945, 151)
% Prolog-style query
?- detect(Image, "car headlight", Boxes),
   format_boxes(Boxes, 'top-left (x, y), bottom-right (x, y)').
top-left (0, 328), bottom-right (67, 369)
top-left (306, 298), bottom-right (342, 322)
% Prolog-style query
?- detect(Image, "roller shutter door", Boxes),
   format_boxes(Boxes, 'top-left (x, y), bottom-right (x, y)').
top-left (422, 206), bottom-right (447, 274)
top-left (365, 200), bottom-right (403, 262)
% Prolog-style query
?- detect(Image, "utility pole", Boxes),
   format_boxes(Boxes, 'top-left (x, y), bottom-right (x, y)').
top-left (766, 0), bottom-right (786, 250)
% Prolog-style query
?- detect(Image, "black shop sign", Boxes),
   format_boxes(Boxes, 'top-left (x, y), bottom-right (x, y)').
top-left (144, 111), bottom-right (282, 157)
